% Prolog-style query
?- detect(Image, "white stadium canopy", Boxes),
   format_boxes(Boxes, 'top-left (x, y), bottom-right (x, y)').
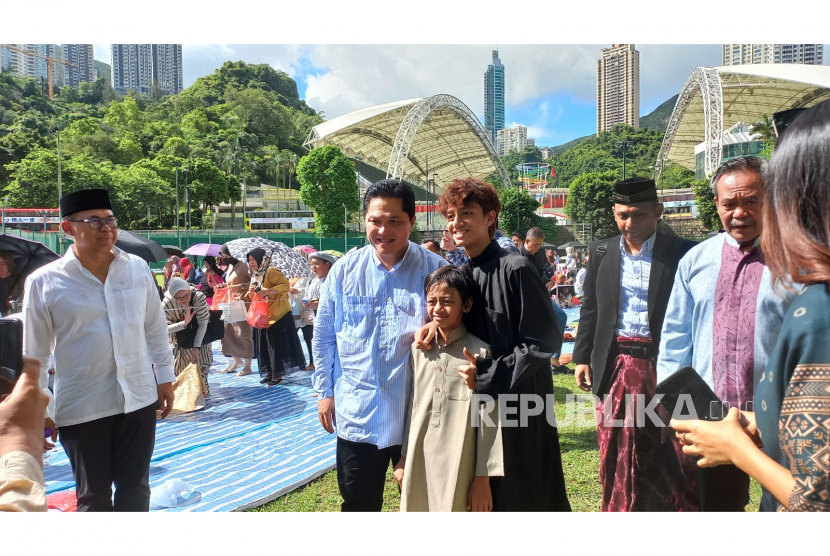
top-left (655, 64), bottom-right (830, 178)
top-left (303, 94), bottom-right (510, 194)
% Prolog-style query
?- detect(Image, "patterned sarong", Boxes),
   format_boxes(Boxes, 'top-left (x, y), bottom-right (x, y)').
top-left (596, 338), bottom-right (700, 511)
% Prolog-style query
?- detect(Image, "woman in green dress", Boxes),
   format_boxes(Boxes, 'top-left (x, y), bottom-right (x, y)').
top-left (671, 99), bottom-right (830, 512)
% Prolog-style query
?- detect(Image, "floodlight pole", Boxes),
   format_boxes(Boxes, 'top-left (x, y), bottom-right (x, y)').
top-left (343, 203), bottom-right (348, 253)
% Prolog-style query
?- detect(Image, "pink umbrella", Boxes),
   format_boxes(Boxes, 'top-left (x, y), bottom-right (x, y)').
top-left (295, 245), bottom-right (317, 255)
top-left (183, 243), bottom-right (222, 257)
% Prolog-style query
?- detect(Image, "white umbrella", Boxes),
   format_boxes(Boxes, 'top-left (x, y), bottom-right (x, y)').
top-left (223, 237), bottom-right (311, 278)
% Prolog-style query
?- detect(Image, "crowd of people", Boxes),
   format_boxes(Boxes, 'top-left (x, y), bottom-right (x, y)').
top-left (1, 99), bottom-right (829, 513)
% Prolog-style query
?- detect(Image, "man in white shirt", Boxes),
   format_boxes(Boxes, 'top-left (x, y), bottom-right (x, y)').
top-left (22, 189), bottom-right (175, 512)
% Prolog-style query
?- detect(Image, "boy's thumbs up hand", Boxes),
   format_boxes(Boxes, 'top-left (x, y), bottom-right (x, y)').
top-left (458, 347), bottom-right (478, 390)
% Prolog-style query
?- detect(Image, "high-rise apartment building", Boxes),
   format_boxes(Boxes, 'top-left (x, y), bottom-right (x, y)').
top-left (596, 44), bottom-right (640, 136)
top-left (774, 44), bottom-right (823, 64)
top-left (61, 44), bottom-right (95, 88)
top-left (722, 44), bottom-right (823, 65)
top-left (496, 126), bottom-right (527, 157)
top-left (151, 44), bottom-right (183, 95)
top-left (111, 44), bottom-right (183, 96)
top-left (0, 44), bottom-right (61, 84)
top-left (484, 49), bottom-right (505, 149)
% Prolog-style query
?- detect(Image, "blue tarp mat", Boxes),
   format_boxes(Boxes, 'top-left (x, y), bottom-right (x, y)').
top-left (44, 337), bottom-right (336, 512)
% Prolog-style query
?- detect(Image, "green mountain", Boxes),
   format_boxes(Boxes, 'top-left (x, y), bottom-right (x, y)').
top-left (551, 94), bottom-right (679, 155)
top-left (639, 94), bottom-right (678, 133)
top-left (0, 61), bottom-right (324, 228)
top-left (93, 60), bottom-right (111, 85)
top-left (552, 134), bottom-right (591, 155)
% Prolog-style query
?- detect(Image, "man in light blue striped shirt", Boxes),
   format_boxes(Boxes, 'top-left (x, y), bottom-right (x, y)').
top-left (312, 179), bottom-right (447, 511)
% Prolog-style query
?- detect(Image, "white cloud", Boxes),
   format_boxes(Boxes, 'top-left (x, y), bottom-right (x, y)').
top-left (302, 45), bottom-right (611, 120)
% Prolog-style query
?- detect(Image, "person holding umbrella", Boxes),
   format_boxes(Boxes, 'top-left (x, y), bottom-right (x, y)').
top-left (22, 188), bottom-right (175, 512)
top-left (0, 251), bottom-right (23, 315)
top-left (217, 244), bottom-right (254, 376)
top-left (245, 248), bottom-right (306, 386)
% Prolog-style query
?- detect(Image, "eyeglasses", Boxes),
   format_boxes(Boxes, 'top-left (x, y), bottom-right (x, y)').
top-left (173, 292), bottom-right (191, 302)
top-left (68, 216), bottom-right (119, 230)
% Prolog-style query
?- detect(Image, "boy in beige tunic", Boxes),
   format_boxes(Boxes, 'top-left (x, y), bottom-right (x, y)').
top-left (395, 266), bottom-right (503, 512)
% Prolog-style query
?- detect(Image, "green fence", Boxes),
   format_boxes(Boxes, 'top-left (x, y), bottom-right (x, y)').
top-left (3, 229), bottom-right (367, 269)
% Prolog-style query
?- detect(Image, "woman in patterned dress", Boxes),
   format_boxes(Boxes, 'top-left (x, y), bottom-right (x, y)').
top-left (671, 99), bottom-right (830, 512)
top-left (163, 277), bottom-right (214, 398)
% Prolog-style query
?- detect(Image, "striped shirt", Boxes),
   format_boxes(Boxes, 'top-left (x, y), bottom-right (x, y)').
top-left (312, 242), bottom-right (448, 448)
top-left (617, 231), bottom-right (656, 339)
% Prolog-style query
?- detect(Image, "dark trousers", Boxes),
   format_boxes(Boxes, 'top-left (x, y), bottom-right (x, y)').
top-left (301, 325), bottom-right (313, 366)
top-left (336, 437), bottom-right (401, 512)
top-left (59, 403), bottom-right (157, 512)
top-left (698, 464), bottom-right (751, 511)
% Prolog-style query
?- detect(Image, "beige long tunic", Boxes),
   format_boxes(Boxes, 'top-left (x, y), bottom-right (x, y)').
top-left (220, 261), bottom-right (254, 358)
top-left (400, 324), bottom-right (503, 512)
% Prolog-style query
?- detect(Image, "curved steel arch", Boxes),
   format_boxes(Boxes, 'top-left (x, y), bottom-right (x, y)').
top-left (386, 94), bottom-right (510, 187)
top-left (654, 67), bottom-right (723, 180)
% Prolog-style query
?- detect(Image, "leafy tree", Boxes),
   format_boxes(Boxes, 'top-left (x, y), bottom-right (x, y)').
top-left (104, 97), bottom-right (145, 137)
top-left (565, 171), bottom-right (618, 240)
top-left (187, 157), bottom-right (230, 215)
top-left (4, 150), bottom-right (114, 208)
top-left (117, 132), bottom-right (144, 165)
top-left (692, 178), bottom-right (720, 230)
top-left (497, 186), bottom-right (540, 233)
top-left (297, 145), bottom-right (359, 235)
top-left (750, 114), bottom-right (776, 147)
top-left (659, 162), bottom-right (696, 189)
top-left (113, 165), bottom-right (171, 227)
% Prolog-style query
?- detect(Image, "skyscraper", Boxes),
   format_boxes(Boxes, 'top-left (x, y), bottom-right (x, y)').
top-left (596, 44), bottom-right (640, 135)
top-left (496, 126), bottom-right (528, 157)
top-left (484, 49), bottom-right (505, 149)
top-left (0, 44), bottom-right (61, 83)
top-left (151, 44), bottom-right (183, 95)
top-left (61, 44), bottom-right (95, 88)
top-left (774, 44), bottom-right (823, 65)
top-left (111, 44), bottom-right (183, 96)
top-left (722, 44), bottom-right (823, 66)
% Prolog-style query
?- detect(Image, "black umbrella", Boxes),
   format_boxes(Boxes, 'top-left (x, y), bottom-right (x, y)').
top-left (558, 240), bottom-right (588, 249)
top-left (0, 234), bottom-right (61, 292)
top-left (115, 231), bottom-right (169, 263)
top-left (161, 245), bottom-right (185, 257)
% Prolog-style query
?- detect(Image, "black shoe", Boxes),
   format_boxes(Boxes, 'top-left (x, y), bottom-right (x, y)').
top-left (259, 377), bottom-right (271, 384)
top-left (266, 378), bottom-right (283, 387)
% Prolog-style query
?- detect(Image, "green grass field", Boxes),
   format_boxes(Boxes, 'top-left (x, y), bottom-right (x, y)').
top-left (251, 368), bottom-right (761, 512)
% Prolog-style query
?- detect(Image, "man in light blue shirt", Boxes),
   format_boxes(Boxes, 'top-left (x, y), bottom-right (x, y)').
top-left (312, 179), bottom-right (447, 512)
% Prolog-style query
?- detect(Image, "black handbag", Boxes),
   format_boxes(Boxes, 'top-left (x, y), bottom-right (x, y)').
top-left (175, 295), bottom-right (225, 349)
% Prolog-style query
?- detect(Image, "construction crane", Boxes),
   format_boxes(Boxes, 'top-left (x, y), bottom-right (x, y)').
top-left (0, 44), bottom-right (73, 100)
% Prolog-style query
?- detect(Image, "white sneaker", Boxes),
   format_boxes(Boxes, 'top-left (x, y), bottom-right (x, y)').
top-left (235, 368), bottom-right (252, 377)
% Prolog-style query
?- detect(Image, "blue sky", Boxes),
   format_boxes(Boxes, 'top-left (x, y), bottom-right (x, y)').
top-left (93, 44), bottom-right (826, 146)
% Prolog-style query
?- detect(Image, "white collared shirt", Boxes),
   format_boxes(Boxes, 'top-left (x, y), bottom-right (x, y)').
top-left (22, 246), bottom-right (175, 427)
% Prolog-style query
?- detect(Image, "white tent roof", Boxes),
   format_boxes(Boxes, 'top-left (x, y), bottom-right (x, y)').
top-left (304, 94), bottom-right (509, 192)
top-left (657, 64), bottom-right (830, 177)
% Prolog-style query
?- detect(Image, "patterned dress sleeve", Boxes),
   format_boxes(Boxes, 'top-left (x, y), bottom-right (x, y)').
top-left (779, 363), bottom-right (830, 512)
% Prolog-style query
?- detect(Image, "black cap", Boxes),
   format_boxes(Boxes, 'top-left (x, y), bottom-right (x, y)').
top-left (59, 189), bottom-right (112, 218)
top-left (613, 177), bottom-right (658, 204)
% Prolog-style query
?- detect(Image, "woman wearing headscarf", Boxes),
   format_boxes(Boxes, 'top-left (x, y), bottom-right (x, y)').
top-left (163, 277), bottom-right (214, 397)
top-left (200, 255), bottom-right (224, 306)
top-left (180, 257), bottom-right (196, 284)
top-left (0, 251), bottom-right (24, 315)
top-left (163, 256), bottom-right (182, 291)
top-left (245, 248), bottom-right (306, 386)
top-left (217, 244), bottom-right (254, 376)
